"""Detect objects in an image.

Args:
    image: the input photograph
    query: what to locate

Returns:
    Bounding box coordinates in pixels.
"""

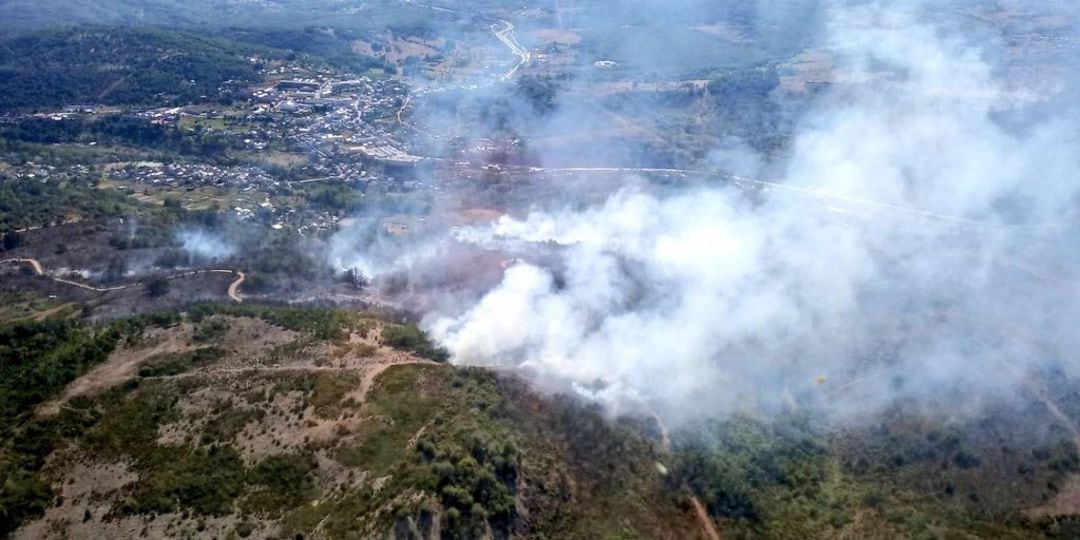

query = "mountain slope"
[1,309,706,539]
[0,27,276,109]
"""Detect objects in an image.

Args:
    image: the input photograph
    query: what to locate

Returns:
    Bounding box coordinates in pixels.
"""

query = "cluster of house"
[0,162,92,182]
[251,76,405,119]
[111,162,276,188]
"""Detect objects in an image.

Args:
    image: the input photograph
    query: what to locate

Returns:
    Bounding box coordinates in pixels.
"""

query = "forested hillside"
[0,28,273,109]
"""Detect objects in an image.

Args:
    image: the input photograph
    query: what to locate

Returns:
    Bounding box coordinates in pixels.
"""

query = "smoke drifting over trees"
[177,230,237,264]
[331,1,1080,425]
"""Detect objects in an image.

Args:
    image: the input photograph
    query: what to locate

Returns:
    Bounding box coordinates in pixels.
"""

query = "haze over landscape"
[1,1,1079,539]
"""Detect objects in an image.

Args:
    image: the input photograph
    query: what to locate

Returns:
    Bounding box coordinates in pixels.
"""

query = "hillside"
[5,306,1080,539]
[0,27,274,109]
[0,0,460,36]
[0,307,707,539]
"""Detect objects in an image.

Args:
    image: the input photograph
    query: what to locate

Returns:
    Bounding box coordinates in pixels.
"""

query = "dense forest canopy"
[0,28,273,109]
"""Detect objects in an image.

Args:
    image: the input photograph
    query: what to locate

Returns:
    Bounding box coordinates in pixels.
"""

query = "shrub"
[145,276,170,297]
[137,347,225,377]
[192,319,230,343]
[381,324,449,362]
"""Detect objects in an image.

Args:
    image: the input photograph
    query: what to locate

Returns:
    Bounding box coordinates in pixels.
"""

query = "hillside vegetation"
[0,308,704,539]
[0,28,273,109]
[4,306,1080,539]
[0,0,460,37]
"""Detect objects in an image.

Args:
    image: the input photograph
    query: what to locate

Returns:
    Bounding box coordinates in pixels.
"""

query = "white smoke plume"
[177,230,237,263]
[423,3,1080,423]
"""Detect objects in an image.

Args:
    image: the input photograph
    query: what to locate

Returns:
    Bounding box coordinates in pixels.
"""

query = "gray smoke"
[323,1,1080,424]
[417,2,1080,423]
[177,230,237,263]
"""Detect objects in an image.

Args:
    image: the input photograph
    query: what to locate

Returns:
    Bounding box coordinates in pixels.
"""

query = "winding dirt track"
[647,410,721,539]
[689,496,723,540]
[1034,385,1080,456]
[992,347,1080,456]
[1,258,245,302]
[226,271,245,303]
[2,257,43,274]
[492,19,531,81]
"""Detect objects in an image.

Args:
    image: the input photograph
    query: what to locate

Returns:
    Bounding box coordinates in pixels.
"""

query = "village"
[0,61,442,237]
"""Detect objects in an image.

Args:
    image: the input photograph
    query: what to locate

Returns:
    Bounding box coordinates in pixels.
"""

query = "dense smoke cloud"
[416,2,1080,423]
[316,1,1080,424]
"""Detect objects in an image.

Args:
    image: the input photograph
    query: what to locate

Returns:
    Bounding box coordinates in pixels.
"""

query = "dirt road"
[1035,385,1080,455]
[1,258,43,274]
[689,496,722,540]
[2,258,245,301]
[970,333,1080,456]
[644,408,719,539]
[3,257,131,292]
[493,19,531,81]
[226,271,245,303]
[37,332,191,416]
[152,354,436,397]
